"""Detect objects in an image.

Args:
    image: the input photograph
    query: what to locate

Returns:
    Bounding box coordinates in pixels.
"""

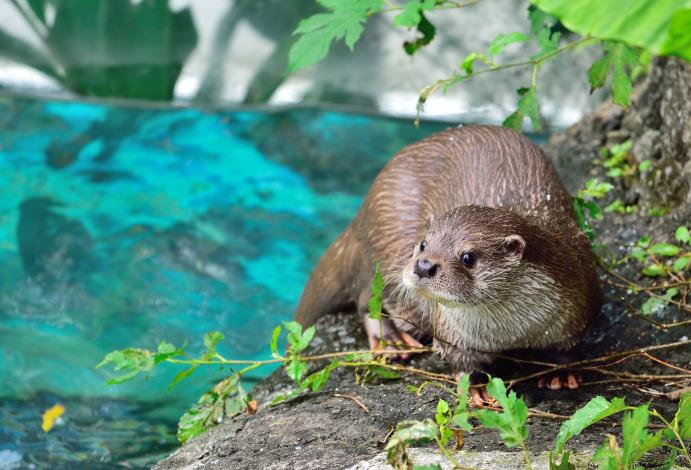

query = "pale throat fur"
[402,262,580,354]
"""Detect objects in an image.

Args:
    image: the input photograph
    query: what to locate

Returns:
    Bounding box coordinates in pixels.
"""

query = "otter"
[295,125,601,401]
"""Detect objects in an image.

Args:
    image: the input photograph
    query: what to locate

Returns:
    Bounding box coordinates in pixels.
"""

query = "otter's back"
[355,126,574,266]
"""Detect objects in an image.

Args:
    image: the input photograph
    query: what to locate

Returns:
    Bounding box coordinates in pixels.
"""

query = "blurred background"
[0,0,605,124]
[0,1,607,469]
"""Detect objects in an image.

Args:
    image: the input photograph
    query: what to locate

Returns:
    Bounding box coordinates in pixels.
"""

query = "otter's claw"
[471,386,498,408]
[538,372,580,390]
[364,317,422,360]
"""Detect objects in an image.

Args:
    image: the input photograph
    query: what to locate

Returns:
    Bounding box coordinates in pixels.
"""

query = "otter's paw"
[537,371,580,390]
[458,372,498,408]
[364,317,422,360]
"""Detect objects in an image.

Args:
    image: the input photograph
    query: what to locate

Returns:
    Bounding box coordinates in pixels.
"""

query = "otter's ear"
[424,213,435,230]
[502,235,525,260]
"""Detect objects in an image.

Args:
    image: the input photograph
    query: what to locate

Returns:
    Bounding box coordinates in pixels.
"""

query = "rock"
[156,58,691,470]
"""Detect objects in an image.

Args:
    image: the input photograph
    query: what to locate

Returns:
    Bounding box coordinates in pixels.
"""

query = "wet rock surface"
[155,58,691,470]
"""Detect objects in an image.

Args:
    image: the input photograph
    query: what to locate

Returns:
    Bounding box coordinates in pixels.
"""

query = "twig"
[333,393,369,413]
[665,385,691,401]
[642,352,691,375]
[603,267,691,313]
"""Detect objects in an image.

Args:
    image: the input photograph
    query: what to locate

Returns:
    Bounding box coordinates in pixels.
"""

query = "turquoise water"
[0,94,450,468]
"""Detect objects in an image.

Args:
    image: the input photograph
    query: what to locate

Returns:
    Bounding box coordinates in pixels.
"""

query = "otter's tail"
[295,229,358,327]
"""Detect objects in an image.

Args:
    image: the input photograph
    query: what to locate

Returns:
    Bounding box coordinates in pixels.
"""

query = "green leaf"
[298,326,316,351]
[460,52,488,74]
[436,399,450,424]
[368,262,384,320]
[584,200,602,220]
[154,341,182,365]
[676,392,691,439]
[638,160,652,172]
[393,0,436,27]
[587,41,640,106]
[488,32,530,57]
[673,255,690,273]
[661,8,691,60]
[637,236,653,247]
[604,199,626,214]
[283,321,314,352]
[285,357,309,383]
[641,297,665,315]
[474,378,528,448]
[503,86,541,132]
[288,0,384,72]
[412,465,443,470]
[642,264,665,277]
[456,373,470,398]
[649,243,680,257]
[675,226,691,244]
[403,12,436,56]
[270,325,282,358]
[96,348,156,384]
[202,331,223,359]
[572,198,595,241]
[303,365,333,392]
[648,207,668,217]
[531,0,691,62]
[592,436,620,470]
[580,179,614,199]
[621,405,661,466]
[169,366,197,390]
[435,398,453,446]
[451,374,472,432]
[554,396,628,455]
[177,375,246,443]
[528,5,561,58]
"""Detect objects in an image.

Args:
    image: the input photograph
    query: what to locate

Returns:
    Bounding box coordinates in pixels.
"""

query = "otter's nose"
[414,258,438,278]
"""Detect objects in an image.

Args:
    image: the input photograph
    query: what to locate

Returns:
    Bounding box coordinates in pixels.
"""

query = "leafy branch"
[283,0,691,131]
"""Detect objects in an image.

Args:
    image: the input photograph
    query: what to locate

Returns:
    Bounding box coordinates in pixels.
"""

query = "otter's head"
[401,206,531,307]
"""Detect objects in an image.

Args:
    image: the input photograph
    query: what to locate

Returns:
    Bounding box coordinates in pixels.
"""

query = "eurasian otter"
[295,125,601,401]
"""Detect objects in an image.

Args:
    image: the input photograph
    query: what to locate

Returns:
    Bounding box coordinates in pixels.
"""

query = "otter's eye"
[460,252,476,268]
[419,240,427,252]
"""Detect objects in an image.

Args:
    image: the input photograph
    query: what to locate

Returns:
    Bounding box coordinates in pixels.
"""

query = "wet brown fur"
[295,125,601,373]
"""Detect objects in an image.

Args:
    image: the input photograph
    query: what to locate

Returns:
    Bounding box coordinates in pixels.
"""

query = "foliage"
[98,321,691,468]
[177,374,254,443]
[474,378,529,449]
[3,0,197,99]
[553,396,629,455]
[622,229,690,315]
[588,42,641,107]
[572,179,613,240]
[287,0,384,73]
[591,405,662,470]
[368,262,384,321]
[532,0,691,62]
[287,0,690,131]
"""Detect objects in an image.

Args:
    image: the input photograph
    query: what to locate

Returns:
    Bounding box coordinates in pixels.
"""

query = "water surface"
[0,94,450,468]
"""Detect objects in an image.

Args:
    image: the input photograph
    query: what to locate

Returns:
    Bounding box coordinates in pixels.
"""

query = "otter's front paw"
[458,371,498,407]
[364,316,422,360]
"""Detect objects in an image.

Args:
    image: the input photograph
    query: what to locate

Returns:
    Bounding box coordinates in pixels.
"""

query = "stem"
[166,347,432,367]
[651,410,691,466]
[464,36,595,79]
[377,0,481,14]
[415,36,596,121]
[521,441,533,470]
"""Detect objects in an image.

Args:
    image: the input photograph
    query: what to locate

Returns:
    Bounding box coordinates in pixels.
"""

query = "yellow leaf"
[41,404,65,432]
